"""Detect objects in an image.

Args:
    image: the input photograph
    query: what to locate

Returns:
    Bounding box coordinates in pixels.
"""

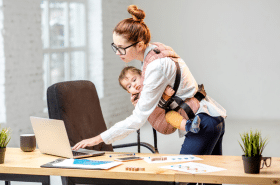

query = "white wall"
[105,0,280,156]
[134,0,280,120]
[0,0,5,124]
[100,0,139,127]
[88,0,104,98]
[2,0,45,147]
[0,0,137,148]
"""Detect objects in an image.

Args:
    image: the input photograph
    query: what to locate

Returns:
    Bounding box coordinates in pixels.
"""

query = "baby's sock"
[165,111,184,129]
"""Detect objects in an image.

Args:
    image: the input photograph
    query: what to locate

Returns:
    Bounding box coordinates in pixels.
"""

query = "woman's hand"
[72,135,103,151]
[130,94,139,107]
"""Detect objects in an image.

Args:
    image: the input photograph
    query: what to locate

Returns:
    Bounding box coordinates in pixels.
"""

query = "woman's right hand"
[131,94,139,107]
[72,135,103,151]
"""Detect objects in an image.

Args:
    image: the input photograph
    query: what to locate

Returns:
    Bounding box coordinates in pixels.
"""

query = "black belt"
[172,87,206,120]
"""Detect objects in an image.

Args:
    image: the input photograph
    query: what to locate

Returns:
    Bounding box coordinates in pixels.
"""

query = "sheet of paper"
[53,159,122,169]
[143,155,202,163]
[160,162,226,174]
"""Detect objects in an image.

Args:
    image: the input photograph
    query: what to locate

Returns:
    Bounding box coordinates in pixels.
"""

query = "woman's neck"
[137,43,150,62]
[137,50,145,62]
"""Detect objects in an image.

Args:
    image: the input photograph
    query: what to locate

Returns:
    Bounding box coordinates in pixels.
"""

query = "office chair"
[47,80,158,153]
[47,80,158,185]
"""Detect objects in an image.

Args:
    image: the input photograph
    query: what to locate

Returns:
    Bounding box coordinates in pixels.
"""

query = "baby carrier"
[141,43,206,134]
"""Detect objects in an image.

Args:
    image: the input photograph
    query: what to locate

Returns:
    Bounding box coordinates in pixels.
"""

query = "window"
[41,0,88,97]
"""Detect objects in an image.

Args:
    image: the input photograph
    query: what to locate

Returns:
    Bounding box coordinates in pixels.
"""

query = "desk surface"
[1,148,177,182]
[175,155,280,185]
[1,148,280,184]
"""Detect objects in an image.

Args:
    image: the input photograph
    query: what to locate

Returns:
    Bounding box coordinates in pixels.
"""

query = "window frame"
[41,0,88,97]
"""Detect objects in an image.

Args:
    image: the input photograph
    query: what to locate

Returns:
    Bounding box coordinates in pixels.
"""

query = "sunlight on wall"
[88,0,103,98]
[0,1,6,124]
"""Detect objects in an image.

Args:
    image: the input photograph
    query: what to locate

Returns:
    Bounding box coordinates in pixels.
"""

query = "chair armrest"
[112,142,158,154]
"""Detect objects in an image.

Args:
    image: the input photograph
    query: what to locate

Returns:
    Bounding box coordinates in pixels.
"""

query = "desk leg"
[61,177,74,185]
[0,174,50,185]
[175,183,203,185]
[62,176,175,185]
[42,178,51,185]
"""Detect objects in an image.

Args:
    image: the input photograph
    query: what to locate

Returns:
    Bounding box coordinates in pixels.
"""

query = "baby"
[118,66,201,133]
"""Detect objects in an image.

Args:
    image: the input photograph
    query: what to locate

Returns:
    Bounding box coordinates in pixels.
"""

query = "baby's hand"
[130,94,139,107]
[164,86,175,96]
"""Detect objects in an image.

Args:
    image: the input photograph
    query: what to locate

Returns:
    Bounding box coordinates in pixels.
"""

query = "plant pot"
[0,147,6,164]
[242,155,262,174]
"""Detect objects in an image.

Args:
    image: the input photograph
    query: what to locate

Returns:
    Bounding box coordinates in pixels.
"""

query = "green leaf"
[238,129,269,157]
[0,125,12,148]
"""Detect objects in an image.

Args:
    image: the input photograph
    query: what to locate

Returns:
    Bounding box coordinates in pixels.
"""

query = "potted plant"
[0,125,11,164]
[238,129,268,174]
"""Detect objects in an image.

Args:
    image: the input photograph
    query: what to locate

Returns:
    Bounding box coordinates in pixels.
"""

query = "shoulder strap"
[170,59,196,120]
[140,42,180,88]
[172,61,181,97]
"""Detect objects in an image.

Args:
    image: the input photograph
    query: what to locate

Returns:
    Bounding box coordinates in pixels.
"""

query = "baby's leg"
[165,111,186,131]
[165,111,201,133]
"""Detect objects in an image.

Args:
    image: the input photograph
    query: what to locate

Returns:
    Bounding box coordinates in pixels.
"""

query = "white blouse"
[100,44,227,144]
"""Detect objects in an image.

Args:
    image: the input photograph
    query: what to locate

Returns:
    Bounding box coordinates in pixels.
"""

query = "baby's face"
[121,71,141,95]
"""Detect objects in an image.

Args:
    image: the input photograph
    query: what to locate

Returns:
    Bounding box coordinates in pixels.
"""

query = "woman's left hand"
[72,135,103,151]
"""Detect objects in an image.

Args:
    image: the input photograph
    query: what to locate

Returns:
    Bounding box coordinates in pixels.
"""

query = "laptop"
[30,116,105,159]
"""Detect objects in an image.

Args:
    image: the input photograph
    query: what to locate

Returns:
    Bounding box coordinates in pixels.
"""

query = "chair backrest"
[47,80,113,152]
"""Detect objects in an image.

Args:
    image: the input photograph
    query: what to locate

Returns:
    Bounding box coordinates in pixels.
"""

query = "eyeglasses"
[111,42,139,55]
[260,157,271,169]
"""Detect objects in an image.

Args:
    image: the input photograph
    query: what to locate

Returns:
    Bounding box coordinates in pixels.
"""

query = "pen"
[109,153,135,157]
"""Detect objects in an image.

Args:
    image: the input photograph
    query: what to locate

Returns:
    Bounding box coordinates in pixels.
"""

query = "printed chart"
[160,162,226,174]
[143,155,202,163]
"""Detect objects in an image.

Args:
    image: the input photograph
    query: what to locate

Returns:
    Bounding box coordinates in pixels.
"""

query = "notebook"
[40,158,122,170]
[30,116,105,159]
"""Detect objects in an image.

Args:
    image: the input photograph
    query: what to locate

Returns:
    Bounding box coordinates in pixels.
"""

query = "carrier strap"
[172,61,181,97]
[173,96,196,120]
[151,47,204,120]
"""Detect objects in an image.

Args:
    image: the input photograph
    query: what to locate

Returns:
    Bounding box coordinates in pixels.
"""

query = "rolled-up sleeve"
[101,58,175,144]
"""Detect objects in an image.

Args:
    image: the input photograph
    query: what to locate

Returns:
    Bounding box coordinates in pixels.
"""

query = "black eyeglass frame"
[111,42,140,55]
[260,157,272,169]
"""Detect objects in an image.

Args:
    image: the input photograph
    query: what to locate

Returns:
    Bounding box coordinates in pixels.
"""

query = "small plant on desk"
[238,129,268,174]
[0,124,11,164]
[239,129,268,157]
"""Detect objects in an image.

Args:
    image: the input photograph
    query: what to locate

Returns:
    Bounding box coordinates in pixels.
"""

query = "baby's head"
[119,66,142,95]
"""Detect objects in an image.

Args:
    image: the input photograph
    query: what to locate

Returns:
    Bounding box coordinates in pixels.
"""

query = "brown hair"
[118,66,142,91]
[113,5,151,46]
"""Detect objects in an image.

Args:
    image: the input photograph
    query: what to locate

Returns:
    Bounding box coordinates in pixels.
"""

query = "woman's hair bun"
[127,5,145,22]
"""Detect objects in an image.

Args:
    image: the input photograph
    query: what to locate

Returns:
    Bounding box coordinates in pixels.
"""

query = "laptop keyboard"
[72,151,88,156]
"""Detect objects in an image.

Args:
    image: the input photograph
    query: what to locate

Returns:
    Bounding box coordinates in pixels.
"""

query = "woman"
[73,5,226,157]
